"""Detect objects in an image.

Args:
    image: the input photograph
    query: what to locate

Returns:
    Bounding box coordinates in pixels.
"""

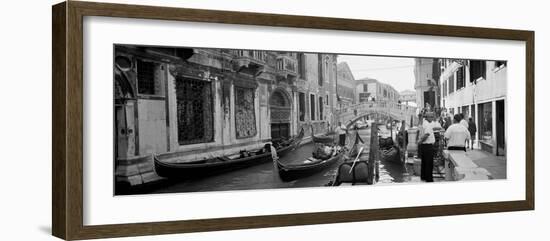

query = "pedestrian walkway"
[403,148,506,183]
[465,149,507,179]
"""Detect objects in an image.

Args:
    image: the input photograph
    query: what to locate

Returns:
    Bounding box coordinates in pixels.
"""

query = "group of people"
[417,109,478,182]
[333,104,480,182]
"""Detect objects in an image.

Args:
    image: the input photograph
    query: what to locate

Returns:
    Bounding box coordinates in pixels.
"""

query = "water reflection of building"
[414,58,441,109]
[355,77,400,103]
[114,46,337,187]
[336,62,356,108]
[439,59,507,155]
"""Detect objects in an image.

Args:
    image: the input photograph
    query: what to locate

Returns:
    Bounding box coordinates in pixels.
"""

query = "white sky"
[337,55,416,92]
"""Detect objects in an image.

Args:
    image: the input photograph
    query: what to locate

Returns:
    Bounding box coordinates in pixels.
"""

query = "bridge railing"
[336,100,418,124]
[336,101,417,115]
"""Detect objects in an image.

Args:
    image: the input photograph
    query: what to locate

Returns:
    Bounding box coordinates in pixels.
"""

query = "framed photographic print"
[52,1,534,240]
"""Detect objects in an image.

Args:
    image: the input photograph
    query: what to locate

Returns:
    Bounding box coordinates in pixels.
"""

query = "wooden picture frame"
[52,1,534,240]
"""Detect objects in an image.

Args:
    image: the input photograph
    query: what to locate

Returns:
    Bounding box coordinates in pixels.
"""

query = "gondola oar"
[349,146,364,173]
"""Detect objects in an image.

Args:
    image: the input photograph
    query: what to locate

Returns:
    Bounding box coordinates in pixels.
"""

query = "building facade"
[355,77,400,104]
[114,46,337,186]
[439,59,507,155]
[336,62,356,108]
[295,53,339,133]
[414,58,441,110]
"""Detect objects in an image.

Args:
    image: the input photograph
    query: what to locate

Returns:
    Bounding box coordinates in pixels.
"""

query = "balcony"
[235,50,267,62]
[232,50,267,76]
[276,55,298,82]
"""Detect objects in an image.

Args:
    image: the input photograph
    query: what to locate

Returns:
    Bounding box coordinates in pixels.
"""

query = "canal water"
[376,124,415,183]
[149,126,413,194]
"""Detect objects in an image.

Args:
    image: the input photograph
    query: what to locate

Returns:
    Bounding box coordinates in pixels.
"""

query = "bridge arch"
[345,110,402,129]
[338,102,418,129]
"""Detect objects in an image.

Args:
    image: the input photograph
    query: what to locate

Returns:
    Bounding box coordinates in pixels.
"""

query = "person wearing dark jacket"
[467,117,477,149]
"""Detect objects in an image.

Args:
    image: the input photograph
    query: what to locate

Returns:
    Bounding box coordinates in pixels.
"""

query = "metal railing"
[234,50,268,63]
[276,55,298,74]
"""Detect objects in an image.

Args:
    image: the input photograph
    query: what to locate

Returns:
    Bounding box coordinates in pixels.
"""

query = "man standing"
[335,122,347,146]
[444,115,471,151]
[418,112,436,182]
[467,117,477,149]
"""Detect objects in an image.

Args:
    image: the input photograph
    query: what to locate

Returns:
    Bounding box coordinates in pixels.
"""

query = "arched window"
[269,90,287,107]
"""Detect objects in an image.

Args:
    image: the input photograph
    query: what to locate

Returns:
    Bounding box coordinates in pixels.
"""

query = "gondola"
[331,132,370,186]
[276,150,344,182]
[378,136,402,164]
[343,131,364,161]
[380,146,401,164]
[273,128,305,158]
[310,125,335,144]
[154,129,305,179]
[154,148,273,179]
[276,128,343,181]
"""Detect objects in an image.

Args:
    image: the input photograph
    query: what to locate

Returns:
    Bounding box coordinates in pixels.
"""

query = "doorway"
[271,123,290,140]
[423,90,435,109]
[270,89,292,140]
[115,102,136,158]
[496,100,506,156]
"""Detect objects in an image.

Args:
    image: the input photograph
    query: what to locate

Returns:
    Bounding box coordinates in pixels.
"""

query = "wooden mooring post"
[367,123,379,184]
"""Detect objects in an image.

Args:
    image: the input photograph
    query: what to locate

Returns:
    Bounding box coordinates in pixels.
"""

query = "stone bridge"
[336,101,418,127]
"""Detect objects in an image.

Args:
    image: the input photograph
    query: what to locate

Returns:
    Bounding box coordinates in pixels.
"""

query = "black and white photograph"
[114,45,507,195]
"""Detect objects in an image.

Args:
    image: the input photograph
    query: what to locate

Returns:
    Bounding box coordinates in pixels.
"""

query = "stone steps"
[115,154,165,188]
